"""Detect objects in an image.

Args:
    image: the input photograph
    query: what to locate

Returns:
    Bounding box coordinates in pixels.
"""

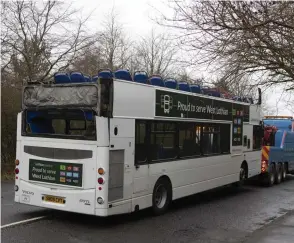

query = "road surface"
[2,176,294,243]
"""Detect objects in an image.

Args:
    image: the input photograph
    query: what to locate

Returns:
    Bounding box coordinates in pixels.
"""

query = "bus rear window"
[23,109,96,140]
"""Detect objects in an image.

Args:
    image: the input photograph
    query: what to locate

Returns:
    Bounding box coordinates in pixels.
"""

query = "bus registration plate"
[44,195,65,204]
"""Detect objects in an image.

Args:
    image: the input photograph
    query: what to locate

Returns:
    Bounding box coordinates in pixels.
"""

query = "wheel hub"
[240,168,246,180]
[270,173,275,183]
[154,184,167,209]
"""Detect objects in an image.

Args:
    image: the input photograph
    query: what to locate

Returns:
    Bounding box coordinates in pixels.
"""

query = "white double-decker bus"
[14,72,263,216]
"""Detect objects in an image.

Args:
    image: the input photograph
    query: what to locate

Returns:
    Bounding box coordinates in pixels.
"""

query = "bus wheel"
[152,177,172,215]
[281,163,287,181]
[234,164,247,187]
[275,163,282,184]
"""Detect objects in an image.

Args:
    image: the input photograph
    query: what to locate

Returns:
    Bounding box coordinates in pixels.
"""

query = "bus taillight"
[261,160,268,173]
[15,159,20,166]
[15,168,19,174]
[98,177,104,184]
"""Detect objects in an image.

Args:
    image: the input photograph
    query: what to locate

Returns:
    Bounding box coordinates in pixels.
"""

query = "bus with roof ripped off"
[15,69,263,216]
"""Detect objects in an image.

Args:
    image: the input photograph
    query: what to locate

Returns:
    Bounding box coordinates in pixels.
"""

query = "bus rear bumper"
[15,180,97,215]
[96,199,132,216]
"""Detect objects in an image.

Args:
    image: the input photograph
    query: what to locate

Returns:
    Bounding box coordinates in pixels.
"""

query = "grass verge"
[1,172,15,181]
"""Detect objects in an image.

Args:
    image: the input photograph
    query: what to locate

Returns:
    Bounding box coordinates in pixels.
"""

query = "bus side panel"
[95,146,109,211]
[107,118,134,212]
[244,150,262,177]
[243,124,252,151]
[243,123,261,178]
[15,113,23,202]
[148,155,240,201]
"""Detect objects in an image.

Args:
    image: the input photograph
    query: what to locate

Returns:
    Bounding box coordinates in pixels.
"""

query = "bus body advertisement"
[14,74,263,216]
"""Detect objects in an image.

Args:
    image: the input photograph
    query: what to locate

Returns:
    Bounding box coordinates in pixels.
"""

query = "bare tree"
[70,46,106,76]
[99,7,132,71]
[1,1,94,84]
[135,29,178,77]
[159,1,294,91]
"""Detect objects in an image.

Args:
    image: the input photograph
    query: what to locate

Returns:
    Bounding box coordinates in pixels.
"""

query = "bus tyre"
[234,165,247,187]
[281,163,287,181]
[152,178,172,216]
[275,163,282,184]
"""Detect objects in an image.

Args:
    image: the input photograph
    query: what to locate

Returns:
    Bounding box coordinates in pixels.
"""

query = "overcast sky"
[72,0,293,116]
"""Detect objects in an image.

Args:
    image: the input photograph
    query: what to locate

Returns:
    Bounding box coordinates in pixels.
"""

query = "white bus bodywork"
[15,79,262,216]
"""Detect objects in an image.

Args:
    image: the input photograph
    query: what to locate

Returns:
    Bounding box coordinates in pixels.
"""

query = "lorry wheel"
[275,163,282,184]
[266,164,275,187]
[281,163,287,181]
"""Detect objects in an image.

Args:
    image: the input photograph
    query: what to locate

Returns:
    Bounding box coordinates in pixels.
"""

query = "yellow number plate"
[44,195,65,204]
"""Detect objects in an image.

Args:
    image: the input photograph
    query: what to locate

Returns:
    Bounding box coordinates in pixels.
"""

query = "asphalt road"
[2,176,294,243]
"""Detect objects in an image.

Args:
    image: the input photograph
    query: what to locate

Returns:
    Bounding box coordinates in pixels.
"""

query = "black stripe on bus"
[24,146,93,160]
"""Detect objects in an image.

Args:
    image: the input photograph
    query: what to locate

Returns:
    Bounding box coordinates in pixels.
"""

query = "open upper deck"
[22,70,262,124]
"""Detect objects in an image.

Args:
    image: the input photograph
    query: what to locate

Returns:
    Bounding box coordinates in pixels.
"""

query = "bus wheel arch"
[151,175,172,216]
[234,161,248,187]
[241,161,248,180]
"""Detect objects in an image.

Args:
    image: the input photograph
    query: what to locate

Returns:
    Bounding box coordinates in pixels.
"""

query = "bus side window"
[243,135,247,146]
[179,122,200,158]
[253,125,262,150]
[202,125,221,155]
[247,139,251,149]
[150,122,177,161]
[220,124,230,153]
[135,121,147,164]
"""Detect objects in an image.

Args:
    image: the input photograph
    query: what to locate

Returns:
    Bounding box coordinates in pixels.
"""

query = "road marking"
[1,216,46,229]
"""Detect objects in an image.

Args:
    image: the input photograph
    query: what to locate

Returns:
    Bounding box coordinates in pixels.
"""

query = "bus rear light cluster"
[97,177,104,185]
[98,168,105,175]
[15,159,20,176]
[14,185,19,191]
[15,168,19,174]
[261,160,268,173]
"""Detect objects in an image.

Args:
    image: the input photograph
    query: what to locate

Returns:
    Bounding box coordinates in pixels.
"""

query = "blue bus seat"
[178,82,191,92]
[114,69,132,81]
[201,87,210,95]
[190,84,201,93]
[27,111,54,134]
[134,71,148,84]
[54,72,71,84]
[233,96,242,102]
[70,72,85,83]
[164,78,177,89]
[98,69,113,79]
[92,75,99,83]
[84,75,92,82]
[149,75,164,87]
[209,89,221,97]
